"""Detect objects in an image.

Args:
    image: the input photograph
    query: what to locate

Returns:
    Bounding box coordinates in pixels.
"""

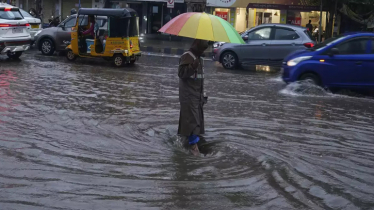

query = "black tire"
[113,54,125,67]
[299,73,321,86]
[40,38,55,56]
[66,49,77,61]
[221,51,238,69]
[7,51,22,59]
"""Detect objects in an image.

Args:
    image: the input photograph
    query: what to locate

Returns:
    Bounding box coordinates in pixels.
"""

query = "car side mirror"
[243,35,248,41]
[329,48,339,56]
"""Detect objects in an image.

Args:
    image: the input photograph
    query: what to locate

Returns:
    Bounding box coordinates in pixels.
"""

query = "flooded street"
[1,51,374,210]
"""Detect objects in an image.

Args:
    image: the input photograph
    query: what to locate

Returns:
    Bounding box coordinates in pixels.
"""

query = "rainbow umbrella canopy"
[158,12,245,44]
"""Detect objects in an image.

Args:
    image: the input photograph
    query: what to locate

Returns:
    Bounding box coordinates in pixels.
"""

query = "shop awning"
[246,3,323,11]
[207,0,321,9]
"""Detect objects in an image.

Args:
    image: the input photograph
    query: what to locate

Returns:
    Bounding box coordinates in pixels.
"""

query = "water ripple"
[0,54,374,209]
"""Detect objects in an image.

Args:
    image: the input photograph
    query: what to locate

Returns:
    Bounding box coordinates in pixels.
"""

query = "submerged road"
[1,51,374,210]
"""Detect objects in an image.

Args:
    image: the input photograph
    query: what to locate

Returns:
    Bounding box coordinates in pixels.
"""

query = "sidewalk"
[139,34,213,57]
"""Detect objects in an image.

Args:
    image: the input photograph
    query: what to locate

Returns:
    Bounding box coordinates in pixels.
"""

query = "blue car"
[282,32,374,90]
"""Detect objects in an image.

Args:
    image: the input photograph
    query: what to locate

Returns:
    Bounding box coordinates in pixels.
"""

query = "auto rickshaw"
[66,8,141,67]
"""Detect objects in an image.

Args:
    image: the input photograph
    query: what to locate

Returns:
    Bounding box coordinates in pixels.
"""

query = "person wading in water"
[178,39,209,156]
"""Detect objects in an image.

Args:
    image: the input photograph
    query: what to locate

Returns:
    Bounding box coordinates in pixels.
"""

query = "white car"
[1,3,40,44]
[19,8,41,44]
[0,4,31,59]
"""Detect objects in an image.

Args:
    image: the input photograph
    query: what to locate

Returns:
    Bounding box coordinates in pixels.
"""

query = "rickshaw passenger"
[82,15,96,39]
[80,15,99,53]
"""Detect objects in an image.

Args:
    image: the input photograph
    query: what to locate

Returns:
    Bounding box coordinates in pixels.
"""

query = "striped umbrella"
[158,12,245,44]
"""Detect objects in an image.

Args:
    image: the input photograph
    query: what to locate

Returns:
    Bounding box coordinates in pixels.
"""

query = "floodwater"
[1,52,374,210]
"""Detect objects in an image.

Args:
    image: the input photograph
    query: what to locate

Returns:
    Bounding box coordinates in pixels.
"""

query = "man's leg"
[188,134,200,156]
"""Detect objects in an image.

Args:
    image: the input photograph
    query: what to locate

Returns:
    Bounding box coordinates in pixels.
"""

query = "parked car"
[34,15,107,56]
[1,4,40,45]
[282,32,374,90]
[212,24,316,69]
[0,4,31,59]
[18,8,41,45]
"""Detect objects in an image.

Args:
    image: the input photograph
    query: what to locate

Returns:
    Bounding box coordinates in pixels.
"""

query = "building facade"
[206,0,327,33]
[5,0,99,23]
[106,0,187,35]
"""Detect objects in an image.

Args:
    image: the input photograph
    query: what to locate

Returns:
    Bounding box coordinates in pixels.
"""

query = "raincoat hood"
[190,39,209,57]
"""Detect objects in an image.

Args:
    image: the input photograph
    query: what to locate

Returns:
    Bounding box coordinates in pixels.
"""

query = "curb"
[140,46,213,57]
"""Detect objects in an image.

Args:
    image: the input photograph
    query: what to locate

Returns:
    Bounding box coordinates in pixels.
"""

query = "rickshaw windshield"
[109,16,139,37]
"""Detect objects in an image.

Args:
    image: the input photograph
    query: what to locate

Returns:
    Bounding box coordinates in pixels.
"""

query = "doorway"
[149,3,163,33]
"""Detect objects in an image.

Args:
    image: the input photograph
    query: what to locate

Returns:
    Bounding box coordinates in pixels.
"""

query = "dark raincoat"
[178,39,208,137]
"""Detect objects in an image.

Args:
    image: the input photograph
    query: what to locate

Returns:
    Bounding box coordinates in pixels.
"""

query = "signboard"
[207,0,320,9]
[248,3,320,11]
[215,11,228,21]
[287,17,301,25]
[167,0,175,8]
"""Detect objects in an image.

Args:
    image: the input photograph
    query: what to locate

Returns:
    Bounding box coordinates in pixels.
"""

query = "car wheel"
[40,38,55,56]
[299,73,321,86]
[113,54,125,67]
[221,52,238,69]
[7,51,22,59]
[66,49,77,61]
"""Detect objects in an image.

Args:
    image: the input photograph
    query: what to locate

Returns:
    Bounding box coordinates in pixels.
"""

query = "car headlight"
[213,42,225,48]
[287,56,312,67]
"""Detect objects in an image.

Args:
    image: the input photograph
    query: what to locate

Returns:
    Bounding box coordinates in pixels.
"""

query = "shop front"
[207,0,326,33]
[108,0,186,34]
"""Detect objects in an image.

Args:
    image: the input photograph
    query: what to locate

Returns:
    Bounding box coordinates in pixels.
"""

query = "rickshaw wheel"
[66,50,77,61]
[113,54,125,67]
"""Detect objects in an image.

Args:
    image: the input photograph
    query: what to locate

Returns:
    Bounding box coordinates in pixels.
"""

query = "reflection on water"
[0,54,374,209]
[0,70,18,121]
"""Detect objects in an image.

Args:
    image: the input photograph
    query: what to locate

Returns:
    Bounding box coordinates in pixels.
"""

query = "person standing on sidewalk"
[178,39,209,156]
[306,20,313,32]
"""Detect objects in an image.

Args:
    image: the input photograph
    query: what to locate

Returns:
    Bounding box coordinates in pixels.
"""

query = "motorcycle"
[42,16,61,28]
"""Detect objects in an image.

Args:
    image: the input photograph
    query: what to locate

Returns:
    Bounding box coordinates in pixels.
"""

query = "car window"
[247,27,271,41]
[97,19,107,27]
[0,10,23,20]
[313,35,350,51]
[64,17,76,28]
[274,28,299,40]
[20,9,33,18]
[78,17,107,26]
[79,17,88,26]
[334,38,369,55]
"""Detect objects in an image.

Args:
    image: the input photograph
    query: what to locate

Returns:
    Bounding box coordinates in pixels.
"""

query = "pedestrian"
[306,20,313,32]
[70,8,77,16]
[178,39,209,156]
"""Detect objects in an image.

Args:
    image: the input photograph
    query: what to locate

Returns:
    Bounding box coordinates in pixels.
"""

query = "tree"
[309,0,374,39]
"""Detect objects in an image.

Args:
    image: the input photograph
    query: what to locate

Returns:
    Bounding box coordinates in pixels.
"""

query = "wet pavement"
[1,51,374,210]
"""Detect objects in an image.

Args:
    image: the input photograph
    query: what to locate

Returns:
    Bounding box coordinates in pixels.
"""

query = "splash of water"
[269,75,283,82]
[280,80,334,97]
